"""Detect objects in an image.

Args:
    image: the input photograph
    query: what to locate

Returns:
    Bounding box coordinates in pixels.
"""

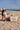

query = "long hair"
[2,10,6,16]
[2,10,4,16]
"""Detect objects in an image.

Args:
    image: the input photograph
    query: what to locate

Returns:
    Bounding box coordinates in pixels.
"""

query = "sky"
[0,0,20,9]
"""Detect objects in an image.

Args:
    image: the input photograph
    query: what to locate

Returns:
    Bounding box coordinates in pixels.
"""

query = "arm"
[4,14,6,18]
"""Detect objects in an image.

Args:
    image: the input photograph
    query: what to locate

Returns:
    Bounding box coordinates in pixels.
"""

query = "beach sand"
[0,21,20,30]
[6,11,20,16]
[0,11,20,20]
[0,11,20,30]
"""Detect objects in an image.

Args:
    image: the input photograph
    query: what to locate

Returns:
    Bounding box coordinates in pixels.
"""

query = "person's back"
[3,10,8,18]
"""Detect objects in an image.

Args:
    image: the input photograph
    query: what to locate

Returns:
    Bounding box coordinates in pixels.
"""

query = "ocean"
[6,9,20,11]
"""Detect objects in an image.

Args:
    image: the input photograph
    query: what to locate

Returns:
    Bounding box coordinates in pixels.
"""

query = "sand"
[0,11,20,30]
[0,21,20,30]
[6,11,20,16]
[0,11,20,20]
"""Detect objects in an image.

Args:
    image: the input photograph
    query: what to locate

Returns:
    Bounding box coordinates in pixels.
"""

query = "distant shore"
[6,9,20,11]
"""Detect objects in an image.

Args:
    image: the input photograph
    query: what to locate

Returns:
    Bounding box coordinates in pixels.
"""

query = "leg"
[6,17,10,21]
[5,17,10,21]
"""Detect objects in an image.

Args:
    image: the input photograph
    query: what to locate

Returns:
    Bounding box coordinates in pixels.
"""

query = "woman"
[3,10,10,21]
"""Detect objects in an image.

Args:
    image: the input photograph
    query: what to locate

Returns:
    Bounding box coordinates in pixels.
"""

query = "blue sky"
[0,0,20,9]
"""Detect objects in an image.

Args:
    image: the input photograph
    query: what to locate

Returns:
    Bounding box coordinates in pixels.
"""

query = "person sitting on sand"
[3,10,10,21]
